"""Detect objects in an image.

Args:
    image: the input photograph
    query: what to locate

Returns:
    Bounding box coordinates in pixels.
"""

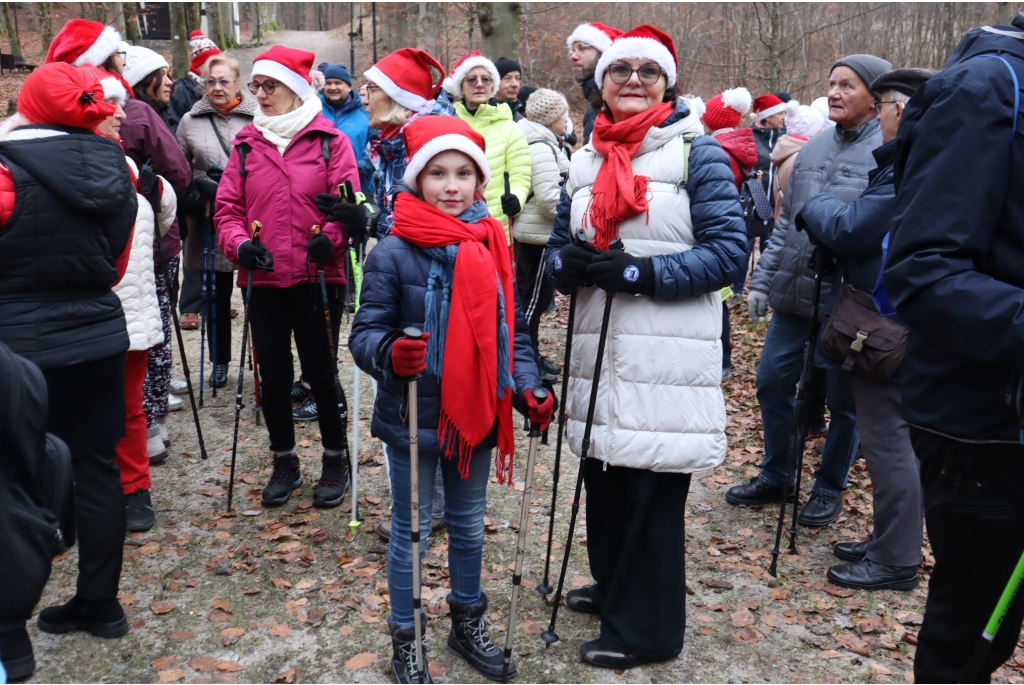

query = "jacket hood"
[0,126,135,214]
[456,100,512,125]
[190,91,258,118]
[715,128,759,169]
[320,90,363,116]
[771,134,807,165]
[518,117,558,144]
[946,23,1024,67]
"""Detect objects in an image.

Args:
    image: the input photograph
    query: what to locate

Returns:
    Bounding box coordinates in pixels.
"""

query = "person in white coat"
[515,88,571,381]
[543,25,746,669]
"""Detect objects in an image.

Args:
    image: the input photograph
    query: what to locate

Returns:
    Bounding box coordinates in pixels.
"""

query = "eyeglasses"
[874,100,901,115]
[365,83,381,94]
[607,63,665,86]
[115,51,126,63]
[248,79,279,95]
[205,78,235,90]
[465,75,492,87]
[570,42,593,55]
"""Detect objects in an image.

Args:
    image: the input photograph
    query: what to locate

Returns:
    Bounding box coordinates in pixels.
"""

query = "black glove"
[564,132,578,147]
[306,232,333,264]
[237,240,274,271]
[331,202,369,244]
[552,242,596,289]
[315,192,342,216]
[501,193,522,217]
[206,164,224,184]
[197,179,219,199]
[586,250,654,295]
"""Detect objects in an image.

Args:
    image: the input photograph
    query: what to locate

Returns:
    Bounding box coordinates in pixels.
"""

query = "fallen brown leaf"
[158,668,185,683]
[189,657,218,673]
[207,608,234,623]
[216,660,244,672]
[731,609,755,628]
[273,666,297,683]
[818,650,844,660]
[137,541,160,555]
[339,624,354,636]
[770,588,790,601]
[150,601,174,615]
[734,628,764,643]
[151,657,179,670]
[171,630,194,641]
[521,620,544,635]
[212,598,232,611]
[428,662,445,677]
[345,653,377,670]
[269,624,291,637]
[272,577,293,589]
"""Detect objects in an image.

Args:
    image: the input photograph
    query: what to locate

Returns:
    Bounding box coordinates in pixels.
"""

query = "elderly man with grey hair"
[726,54,891,529]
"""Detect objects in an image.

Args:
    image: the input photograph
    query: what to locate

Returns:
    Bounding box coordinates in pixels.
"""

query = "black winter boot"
[389,617,432,684]
[0,625,35,681]
[261,454,303,506]
[447,593,514,680]
[37,596,128,638]
[313,453,351,508]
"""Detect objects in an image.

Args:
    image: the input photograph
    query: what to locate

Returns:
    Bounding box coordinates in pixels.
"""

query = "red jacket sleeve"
[0,163,15,225]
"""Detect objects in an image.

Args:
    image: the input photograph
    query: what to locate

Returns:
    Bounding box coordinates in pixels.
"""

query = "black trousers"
[583,458,691,658]
[514,241,555,356]
[43,353,126,601]
[912,428,1024,683]
[202,271,234,366]
[179,268,202,314]
[247,284,347,453]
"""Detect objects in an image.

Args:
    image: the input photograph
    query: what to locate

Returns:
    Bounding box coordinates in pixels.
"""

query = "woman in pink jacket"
[215,46,359,508]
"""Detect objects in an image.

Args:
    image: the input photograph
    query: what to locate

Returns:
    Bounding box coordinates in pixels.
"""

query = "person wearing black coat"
[883,18,1024,683]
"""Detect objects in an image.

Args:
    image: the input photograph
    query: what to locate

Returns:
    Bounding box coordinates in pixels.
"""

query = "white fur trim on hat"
[252,59,314,101]
[594,36,677,89]
[364,64,429,112]
[721,87,752,115]
[403,133,491,191]
[566,24,614,53]
[756,101,785,119]
[73,25,120,67]
[98,75,127,106]
[442,55,500,98]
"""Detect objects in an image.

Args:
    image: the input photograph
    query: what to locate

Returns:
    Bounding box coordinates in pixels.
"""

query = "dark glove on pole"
[552,242,596,290]
[586,250,654,295]
[237,240,274,272]
[306,232,333,264]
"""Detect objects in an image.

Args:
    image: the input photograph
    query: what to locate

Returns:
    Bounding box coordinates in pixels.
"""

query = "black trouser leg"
[911,429,1024,684]
[514,241,554,355]
[205,271,234,365]
[179,268,202,314]
[722,305,732,369]
[295,283,347,451]
[583,458,691,658]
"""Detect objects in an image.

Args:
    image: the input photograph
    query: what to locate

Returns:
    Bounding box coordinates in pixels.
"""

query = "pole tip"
[348,520,360,533]
[541,630,559,645]
[536,583,553,597]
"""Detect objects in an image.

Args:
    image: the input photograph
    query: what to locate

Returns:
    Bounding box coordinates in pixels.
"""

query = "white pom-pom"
[721,87,752,116]
[442,76,457,95]
[310,69,325,91]
[785,99,801,117]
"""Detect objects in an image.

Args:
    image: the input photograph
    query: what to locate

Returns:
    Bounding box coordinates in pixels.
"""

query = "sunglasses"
[607,63,665,86]
[248,79,279,95]
[205,78,235,90]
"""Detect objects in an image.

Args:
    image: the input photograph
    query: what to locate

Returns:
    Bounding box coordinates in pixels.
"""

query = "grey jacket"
[749,117,881,317]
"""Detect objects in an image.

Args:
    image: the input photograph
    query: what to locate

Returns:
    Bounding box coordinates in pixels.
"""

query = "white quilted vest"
[564,108,727,473]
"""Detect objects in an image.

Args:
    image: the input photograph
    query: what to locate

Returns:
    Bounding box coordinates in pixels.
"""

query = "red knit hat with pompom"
[702,87,752,130]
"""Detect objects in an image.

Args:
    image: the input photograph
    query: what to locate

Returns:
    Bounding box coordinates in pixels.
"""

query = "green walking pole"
[961,549,1024,682]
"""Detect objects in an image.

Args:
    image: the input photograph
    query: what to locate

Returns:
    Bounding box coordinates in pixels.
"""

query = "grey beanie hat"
[831,54,893,96]
[525,88,569,127]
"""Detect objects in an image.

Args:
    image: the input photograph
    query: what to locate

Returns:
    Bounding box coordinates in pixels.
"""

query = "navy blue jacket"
[348,227,540,453]
[884,24,1024,442]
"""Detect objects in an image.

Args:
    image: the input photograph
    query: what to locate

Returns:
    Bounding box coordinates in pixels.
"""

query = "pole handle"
[403,326,424,341]
[250,220,262,245]
[503,170,511,197]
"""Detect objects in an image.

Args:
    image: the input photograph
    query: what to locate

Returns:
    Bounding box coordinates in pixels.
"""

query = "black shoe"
[448,593,513,680]
[565,584,601,615]
[537,355,561,382]
[725,477,794,506]
[833,537,871,563]
[290,380,312,402]
[37,597,128,638]
[390,617,432,684]
[579,639,669,669]
[313,454,351,508]
[125,489,156,532]
[209,364,228,388]
[261,454,303,506]
[827,559,920,591]
[0,627,35,681]
[293,395,318,422]
[797,491,843,527]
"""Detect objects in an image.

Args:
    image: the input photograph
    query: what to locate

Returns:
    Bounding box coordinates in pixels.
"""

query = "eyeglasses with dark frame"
[874,100,901,115]
[248,79,279,95]
[607,62,665,86]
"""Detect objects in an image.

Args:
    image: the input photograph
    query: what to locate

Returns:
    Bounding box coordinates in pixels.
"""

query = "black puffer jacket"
[0,125,137,369]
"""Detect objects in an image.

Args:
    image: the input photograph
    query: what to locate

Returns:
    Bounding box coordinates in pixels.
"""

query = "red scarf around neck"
[586,101,675,249]
[390,193,517,484]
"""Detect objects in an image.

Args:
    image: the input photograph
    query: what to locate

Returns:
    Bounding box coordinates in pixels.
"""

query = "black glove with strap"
[586,250,654,296]
[316,192,368,244]
[552,242,596,290]
[237,240,274,272]
[501,193,522,217]
[306,233,332,264]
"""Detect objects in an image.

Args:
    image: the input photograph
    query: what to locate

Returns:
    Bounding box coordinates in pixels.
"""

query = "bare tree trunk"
[170,1,190,79]
[999,2,1013,25]
[122,2,141,42]
[2,3,22,55]
[185,2,200,36]
[36,2,54,55]
[477,2,519,62]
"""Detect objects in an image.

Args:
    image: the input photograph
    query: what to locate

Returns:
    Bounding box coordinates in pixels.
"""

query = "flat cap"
[870,68,939,98]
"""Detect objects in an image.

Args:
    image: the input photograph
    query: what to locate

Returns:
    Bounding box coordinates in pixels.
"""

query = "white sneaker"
[157,417,170,447]
[169,378,189,394]
[147,425,168,464]
[168,393,184,412]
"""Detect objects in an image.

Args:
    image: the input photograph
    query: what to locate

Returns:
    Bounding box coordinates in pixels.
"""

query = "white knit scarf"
[253,88,322,155]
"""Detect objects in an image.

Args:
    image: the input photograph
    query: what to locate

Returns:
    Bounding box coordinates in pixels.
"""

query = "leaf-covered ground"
[26,290,1024,684]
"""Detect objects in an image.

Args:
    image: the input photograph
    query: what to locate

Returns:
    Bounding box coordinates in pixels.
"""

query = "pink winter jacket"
[215,114,359,288]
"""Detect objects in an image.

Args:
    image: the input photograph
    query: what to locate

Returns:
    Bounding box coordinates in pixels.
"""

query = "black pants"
[203,271,234,366]
[43,353,126,601]
[179,268,202,314]
[248,284,346,453]
[912,428,1024,683]
[583,458,691,658]
[722,305,731,369]
[514,241,555,356]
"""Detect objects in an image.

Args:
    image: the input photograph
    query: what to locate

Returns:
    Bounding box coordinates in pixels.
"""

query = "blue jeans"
[755,311,859,496]
[386,444,490,628]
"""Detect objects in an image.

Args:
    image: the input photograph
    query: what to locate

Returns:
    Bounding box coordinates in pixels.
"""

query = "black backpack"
[738,171,774,239]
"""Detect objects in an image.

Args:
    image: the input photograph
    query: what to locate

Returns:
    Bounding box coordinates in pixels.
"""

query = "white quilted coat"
[113,157,176,351]
[565,108,727,473]
[513,118,570,245]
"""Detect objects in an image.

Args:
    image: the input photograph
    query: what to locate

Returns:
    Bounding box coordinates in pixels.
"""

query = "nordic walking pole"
[348,236,365,535]
[310,225,344,422]
[208,203,218,399]
[538,229,587,600]
[404,326,427,684]
[198,219,209,407]
[227,221,265,511]
[542,237,623,647]
[768,246,826,577]
[504,383,549,679]
[961,549,1024,683]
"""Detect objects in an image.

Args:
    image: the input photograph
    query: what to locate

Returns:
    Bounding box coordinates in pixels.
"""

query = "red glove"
[524,389,555,432]
[391,332,431,377]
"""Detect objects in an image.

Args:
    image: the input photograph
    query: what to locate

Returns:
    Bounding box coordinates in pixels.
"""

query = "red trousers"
[116,349,151,494]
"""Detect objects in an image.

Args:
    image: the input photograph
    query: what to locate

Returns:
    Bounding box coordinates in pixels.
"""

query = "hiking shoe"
[209,364,228,388]
[125,489,156,532]
[313,453,351,508]
[827,559,920,591]
[262,454,303,506]
[565,584,600,615]
[537,355,561,382]
[169,378,189,394]
[147,426,167,464]
[37,597,128,639]
[290,380,311,402]
[0,626,35,681]
[798,491,843,527]
[390,617,432,684]
[179,312,199,330]
[448,593,513,680]
[377,520,391,541]
[168,393,184,412]
[725,477,793,506]
[580,639,668,669]
[293,395,318,422]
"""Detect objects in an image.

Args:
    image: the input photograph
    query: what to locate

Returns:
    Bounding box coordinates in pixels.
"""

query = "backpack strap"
[321,132,331,164]
[238,142,251,178]
[679,132,698,189]
[975,54,1020,144]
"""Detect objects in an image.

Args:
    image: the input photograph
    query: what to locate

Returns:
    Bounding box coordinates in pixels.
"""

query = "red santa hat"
[251,45,316,101]
[442,51,500,98]
[402,115,490,191]
[80,65,127,106]
[752,93,785,120]
[364,48,445,113]
[45,19,121,67]
[18,62,117,130]
[189,30,222,74]
[594,24,678,89]
[565,22,623,53]
[702,87,752,130]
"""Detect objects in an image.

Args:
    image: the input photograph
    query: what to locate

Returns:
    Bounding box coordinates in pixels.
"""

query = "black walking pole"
[208,204,218,399]
[310,224,344,412]
[541,237,623,647]
[371,2,377,64]
[198,213,209,406]
[768,246,826,577]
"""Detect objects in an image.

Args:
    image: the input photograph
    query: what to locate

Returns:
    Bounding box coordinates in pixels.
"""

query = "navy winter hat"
[319,62,352,85]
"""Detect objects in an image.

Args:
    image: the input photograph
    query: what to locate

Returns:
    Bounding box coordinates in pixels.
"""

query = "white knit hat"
[122,45,168,88]
[783,100,826,139]
[811,97,837,128]
[443,51,500,98]
[525,88,568,127]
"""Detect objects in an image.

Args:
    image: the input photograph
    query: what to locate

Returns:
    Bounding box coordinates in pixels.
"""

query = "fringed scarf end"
[438,410,474,481]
